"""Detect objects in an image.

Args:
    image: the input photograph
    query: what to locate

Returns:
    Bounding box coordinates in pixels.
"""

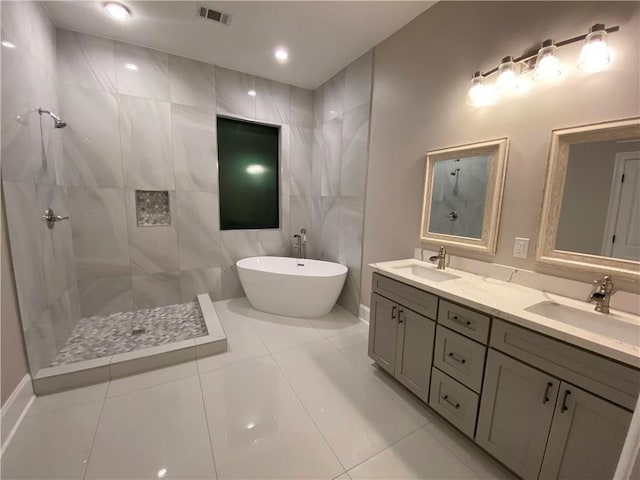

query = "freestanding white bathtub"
[237,256,347,318]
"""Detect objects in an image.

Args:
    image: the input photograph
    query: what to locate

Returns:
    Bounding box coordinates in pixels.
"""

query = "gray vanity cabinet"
[393,307,435,403]
[539,382,632,480]
[368,293,400,374]
[476,350,560,480]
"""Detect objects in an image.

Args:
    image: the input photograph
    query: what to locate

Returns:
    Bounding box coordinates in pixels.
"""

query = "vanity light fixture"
[1,40,16,49]
[247,89,257,97]
[104,2,131,20]
[578,24,611,72]
[533,39,562,81]
[467,71,495,107]
[124,63,138,71]
[467,23,618,106]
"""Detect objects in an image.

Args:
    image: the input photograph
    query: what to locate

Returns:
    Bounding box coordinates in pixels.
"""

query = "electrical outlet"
[513,237,529,258]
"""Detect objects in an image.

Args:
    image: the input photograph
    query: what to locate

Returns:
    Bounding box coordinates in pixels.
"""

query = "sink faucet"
[429,245,447,270]
[587,275,615,314]
[292,228,307,259]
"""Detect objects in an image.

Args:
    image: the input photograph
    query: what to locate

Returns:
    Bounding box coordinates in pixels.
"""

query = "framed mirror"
[536,118,640,280]
[420,138,509,255]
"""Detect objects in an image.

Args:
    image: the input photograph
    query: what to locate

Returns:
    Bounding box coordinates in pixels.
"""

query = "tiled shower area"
[49,302,207,366]
[1,0,372,383]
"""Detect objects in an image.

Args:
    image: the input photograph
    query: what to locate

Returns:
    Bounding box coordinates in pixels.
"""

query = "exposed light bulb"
[124,63,138,71]
[1,40,16,49]
[467,72,495,107]
[157,468,167,478]
[578,24,611,72]
[247,90,257,97]
[533,40,561,81]
[104,2,131,20]
[497,56,518,92]
[274,48,289,63]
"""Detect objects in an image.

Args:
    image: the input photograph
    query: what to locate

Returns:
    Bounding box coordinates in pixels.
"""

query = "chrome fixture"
[38,108,66,128]
[467,23,619,106]
[292,228,307,259]
[42,208,69,229]
[447,211,458,221]
[587,275,615,314]
[429,245,447,270]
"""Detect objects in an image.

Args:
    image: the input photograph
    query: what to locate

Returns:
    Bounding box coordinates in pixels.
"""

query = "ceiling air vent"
[198,6,230,25]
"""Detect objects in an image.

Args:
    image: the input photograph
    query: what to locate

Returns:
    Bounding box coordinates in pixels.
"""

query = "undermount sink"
[391,263,460,282]
[525,301,640,346]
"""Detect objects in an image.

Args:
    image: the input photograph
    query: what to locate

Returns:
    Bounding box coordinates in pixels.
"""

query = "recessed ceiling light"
[248,90,257,97]
[125,63,138,71]
[274,48,289,63]
[104,2,131,20]
[2,40,16,48]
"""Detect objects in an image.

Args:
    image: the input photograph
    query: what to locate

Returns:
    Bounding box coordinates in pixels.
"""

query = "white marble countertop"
[370,258,640,368]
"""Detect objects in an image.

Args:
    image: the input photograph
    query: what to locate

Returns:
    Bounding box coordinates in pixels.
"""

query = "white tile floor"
[1,297,516,480]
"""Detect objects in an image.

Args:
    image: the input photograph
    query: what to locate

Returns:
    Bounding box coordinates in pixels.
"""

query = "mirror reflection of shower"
[450,159,461,195]
[38,107,67,128]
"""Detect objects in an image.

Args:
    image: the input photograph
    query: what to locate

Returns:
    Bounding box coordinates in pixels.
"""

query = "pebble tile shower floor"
[49,302,208,366]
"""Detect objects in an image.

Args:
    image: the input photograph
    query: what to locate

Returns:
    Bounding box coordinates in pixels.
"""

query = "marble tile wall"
[55,30,315,317]
[1,1,81,373]
[311,51,373,315]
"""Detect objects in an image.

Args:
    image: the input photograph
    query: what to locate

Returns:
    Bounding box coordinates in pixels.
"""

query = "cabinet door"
[394,307,435,403]
[368,293,399,375]
[539,382,632,480]
[476,350,559,480]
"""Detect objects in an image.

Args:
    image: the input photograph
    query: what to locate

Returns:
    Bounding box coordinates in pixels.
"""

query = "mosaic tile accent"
[135,190,171,226]
[49,302,207,366]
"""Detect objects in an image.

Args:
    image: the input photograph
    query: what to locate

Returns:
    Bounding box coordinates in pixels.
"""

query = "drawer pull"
[449,314,473,328]
[542,382,553,405]
[560,390,572,413]
[398,309,404,324]
[391,306,397,320]
[447,352,467,364]
[442,394,460,409]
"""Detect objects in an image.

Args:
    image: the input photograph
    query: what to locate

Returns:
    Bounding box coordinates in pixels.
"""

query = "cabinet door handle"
[442,395,460,409]
[447,352,467,364]
[398,309,404,323]
[542,382,553,404]
[560,390,572,413]
[449,313,472,328]
[391,306,397,320]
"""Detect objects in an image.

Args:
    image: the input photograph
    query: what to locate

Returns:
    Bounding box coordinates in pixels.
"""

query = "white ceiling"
[43,1,435,89]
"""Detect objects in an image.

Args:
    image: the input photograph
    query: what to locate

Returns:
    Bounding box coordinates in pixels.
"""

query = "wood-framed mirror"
[535,118,640,280]
[420,138,509,255]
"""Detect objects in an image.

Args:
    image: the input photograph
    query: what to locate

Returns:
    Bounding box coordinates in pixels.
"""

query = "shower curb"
[32,294,227,395]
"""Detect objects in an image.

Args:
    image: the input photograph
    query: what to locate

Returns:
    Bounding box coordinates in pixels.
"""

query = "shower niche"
[135,190,171,226]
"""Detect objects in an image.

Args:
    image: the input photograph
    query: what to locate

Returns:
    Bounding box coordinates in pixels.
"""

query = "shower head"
[38,108,67,128]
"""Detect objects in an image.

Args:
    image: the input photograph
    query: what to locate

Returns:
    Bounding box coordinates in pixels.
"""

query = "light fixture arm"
[477,25,619,78]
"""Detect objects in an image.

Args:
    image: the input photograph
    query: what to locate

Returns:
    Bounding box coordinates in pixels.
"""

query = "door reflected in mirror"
[428,155,490,239]
[536,117,640,279]
[556,140,640,261]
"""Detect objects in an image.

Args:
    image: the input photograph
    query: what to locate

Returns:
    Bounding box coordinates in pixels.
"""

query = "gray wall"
[55,29,315,317]
[1,1,81,373]
[557,140,637,255]
[311,52,373,315]
[362,1,640,306]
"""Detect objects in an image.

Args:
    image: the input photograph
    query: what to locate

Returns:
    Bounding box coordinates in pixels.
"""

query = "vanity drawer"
[434,326,486,393]
[491,319,640,411]
[438,300,491,344]
[429,367,479,438]
[372,273,438,320]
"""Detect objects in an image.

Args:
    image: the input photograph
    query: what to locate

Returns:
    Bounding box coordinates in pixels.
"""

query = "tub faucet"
[429,245,447,270]
[587,275,615,314]
[292,228,307,259]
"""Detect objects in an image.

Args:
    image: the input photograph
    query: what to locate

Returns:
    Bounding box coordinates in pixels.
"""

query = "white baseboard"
[1,374,34,456]
[359,304,370,324]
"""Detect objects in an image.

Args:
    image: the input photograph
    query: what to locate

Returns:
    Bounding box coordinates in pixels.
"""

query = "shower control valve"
[42,208,69,229]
